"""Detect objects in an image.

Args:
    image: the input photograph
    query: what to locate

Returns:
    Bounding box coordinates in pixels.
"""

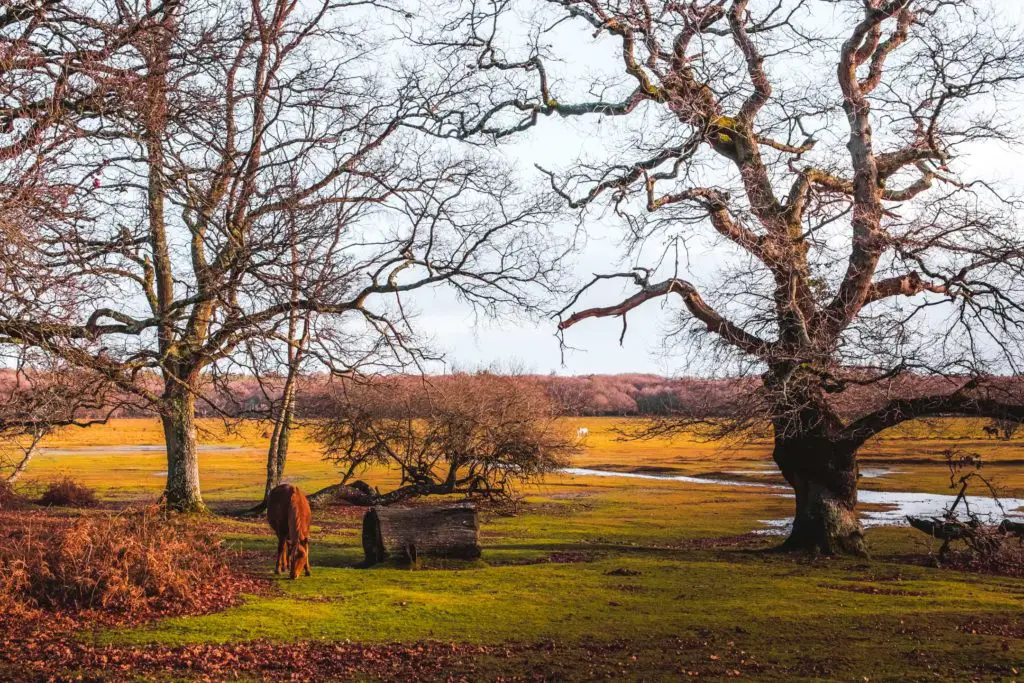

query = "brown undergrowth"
[0,479,27,511]
[37,477,99,508]
[0,508,266,631]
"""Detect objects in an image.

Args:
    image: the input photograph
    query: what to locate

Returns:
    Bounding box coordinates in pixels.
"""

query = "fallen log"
[999,519,1024,538]
[909,516,1024,541]
[307,480,376,508]
[907,516,975,541]
[361,504,481,566]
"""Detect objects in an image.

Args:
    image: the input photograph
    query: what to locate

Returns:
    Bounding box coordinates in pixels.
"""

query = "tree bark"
[773,433,866,556]
[307,480,376,508]
[5,428,44,484]
[361,504,481,566]
[161,388,206,513]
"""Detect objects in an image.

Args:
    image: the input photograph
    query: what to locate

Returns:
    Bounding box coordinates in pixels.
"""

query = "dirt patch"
[957,616,1024,640]
[547,491,596,500]
[676,533,768,551]
[818,582,928,597]
[518,500,595,517]
[546,550,603,564]
[604,567,642,576]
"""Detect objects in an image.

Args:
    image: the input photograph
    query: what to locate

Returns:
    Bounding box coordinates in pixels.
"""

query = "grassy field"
[9,417,1024,681]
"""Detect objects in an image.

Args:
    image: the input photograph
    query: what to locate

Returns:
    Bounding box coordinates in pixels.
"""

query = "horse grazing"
[267,484,312,579]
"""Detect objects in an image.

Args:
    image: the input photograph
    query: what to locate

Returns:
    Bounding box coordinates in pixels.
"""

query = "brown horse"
[267,484,312,579]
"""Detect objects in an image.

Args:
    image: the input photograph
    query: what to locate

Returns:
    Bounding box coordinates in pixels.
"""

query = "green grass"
[119,550,1022,646]
[21,418,1024,680]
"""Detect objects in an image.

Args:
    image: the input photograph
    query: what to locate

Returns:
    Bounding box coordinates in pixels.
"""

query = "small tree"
[316,374,578,504]
[991,418,1020,441]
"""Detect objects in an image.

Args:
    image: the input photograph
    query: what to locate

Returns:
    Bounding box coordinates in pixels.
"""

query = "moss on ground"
[21,418,1024,681]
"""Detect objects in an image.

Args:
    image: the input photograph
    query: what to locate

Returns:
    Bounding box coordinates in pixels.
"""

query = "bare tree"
[0,2,170,480]
[991,418,1020,441]
[315,373,578,504]
[0,353,123,483]
[426,0,1024,553]
[0,0,565,511]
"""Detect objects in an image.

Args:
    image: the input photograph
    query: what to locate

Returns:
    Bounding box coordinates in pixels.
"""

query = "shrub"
[0,509,245,618]
[38,477,99,508]
[316,372,579,504]
[0,479,27,511]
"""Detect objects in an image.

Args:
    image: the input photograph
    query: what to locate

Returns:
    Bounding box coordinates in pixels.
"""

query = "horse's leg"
[275,535,286,574]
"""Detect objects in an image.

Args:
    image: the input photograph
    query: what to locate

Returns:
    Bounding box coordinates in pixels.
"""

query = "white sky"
[406,0,1024,376]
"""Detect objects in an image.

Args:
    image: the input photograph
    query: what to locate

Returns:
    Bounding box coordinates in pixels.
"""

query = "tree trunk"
[307,480,376,508]
[361,504,481,566]
[257,309,308,510]
[161,389,206,513]
[256,385,296,511]
[773,434,866,556]
[5,428,44,484]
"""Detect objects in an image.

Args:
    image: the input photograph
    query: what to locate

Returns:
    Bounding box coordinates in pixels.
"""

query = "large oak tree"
[427,0,1024,553]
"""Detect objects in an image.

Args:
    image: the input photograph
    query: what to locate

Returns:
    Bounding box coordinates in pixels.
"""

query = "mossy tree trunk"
[161,386,206,513]
[261,393,294,506]
[772,427,865,556]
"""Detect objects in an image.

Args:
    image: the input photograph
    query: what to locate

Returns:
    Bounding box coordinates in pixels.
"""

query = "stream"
[561,466,1024,535]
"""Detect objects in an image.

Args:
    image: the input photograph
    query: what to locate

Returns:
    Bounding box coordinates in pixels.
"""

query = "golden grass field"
[24,415,1024,502]
[7,416,1024,681]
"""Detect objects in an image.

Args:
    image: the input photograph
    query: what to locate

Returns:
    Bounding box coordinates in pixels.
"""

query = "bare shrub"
[0,480,26,511]
[316,373,579,504]
[908,450,1024,576]
[0,510,244,617]
[38,478,99,509]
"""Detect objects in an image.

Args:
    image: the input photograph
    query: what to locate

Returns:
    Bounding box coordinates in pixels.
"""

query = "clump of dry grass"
[0,479,27,511]
[940,532,1024,578]
[38,477,99,508]
[0,509,251,620]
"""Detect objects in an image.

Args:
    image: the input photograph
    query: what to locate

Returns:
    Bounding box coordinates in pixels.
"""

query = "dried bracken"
[37,478,99,509]
[0,509,258,619]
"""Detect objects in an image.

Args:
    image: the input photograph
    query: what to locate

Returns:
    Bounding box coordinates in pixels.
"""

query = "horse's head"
[289,538,309,579]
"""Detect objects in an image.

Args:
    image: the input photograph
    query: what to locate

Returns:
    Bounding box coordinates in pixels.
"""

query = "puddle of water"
[40,445,256,456]
[725,467,894,479]
[562,467,1024,532]
[561,467,775,489]
[859,468,897,479]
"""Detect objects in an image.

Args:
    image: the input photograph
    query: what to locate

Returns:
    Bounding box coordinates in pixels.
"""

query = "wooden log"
[998,519,1024,538]
[907,516,975,541]
[307,480,376,508]
[361,504,481,566]
[909,515,1024,541]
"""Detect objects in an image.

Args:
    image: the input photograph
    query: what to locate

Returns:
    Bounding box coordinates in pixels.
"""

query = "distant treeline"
[1,369,747,419]
[6,369,1019,421]
[233,373,752,419]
